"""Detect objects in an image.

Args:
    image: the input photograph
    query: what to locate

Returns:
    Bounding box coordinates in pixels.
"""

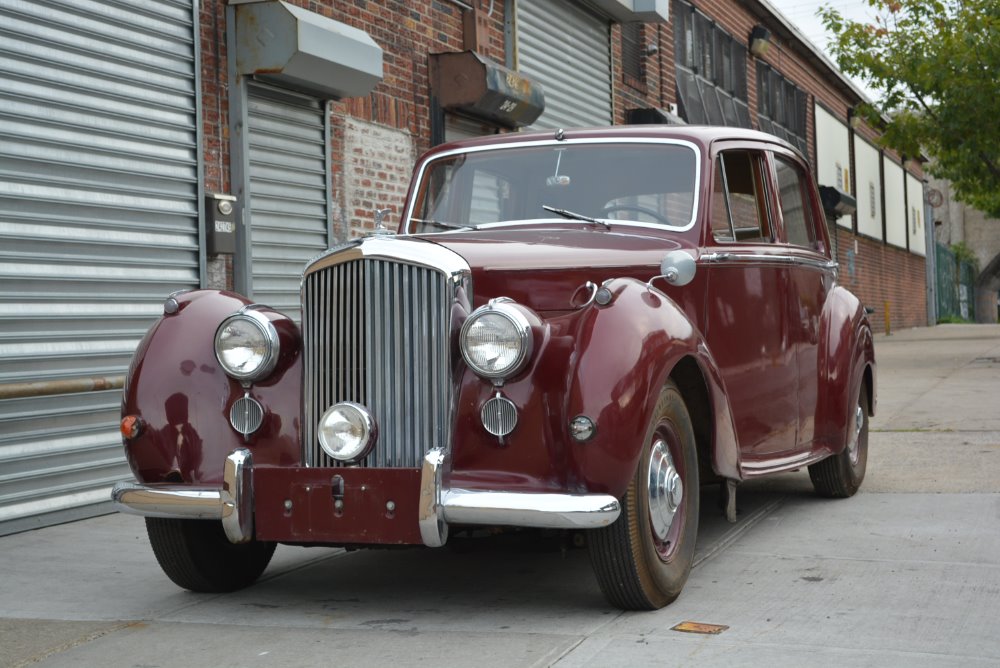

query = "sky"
[773,0,883,100]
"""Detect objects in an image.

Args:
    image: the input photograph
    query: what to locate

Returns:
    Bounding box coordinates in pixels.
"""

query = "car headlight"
[460,299,535,380]
[214,309,280,382]
[318,402,377,462]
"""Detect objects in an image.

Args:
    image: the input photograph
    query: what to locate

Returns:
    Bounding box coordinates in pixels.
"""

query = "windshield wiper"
[542,205,611,230]
[409,217,473,231]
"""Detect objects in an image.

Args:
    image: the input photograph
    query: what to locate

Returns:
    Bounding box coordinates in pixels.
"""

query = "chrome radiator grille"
[303,258,452,468]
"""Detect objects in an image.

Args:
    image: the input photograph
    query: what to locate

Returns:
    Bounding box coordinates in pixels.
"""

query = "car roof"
[427,125,799,156]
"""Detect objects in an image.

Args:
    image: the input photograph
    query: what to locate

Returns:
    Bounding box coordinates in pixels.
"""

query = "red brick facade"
[196,0,928,330]
[834,229,928,333]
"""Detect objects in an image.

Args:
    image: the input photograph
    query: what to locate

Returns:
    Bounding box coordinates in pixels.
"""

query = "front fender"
[815,286,876,454]
[567,278,739,497]
[447,278,739,499]
[121,290,303,485]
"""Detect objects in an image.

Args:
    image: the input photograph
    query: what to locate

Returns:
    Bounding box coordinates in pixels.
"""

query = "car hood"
[414,225,688,312]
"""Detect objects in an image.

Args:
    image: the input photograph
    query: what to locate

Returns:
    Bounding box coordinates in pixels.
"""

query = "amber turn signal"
[120,415,144,440]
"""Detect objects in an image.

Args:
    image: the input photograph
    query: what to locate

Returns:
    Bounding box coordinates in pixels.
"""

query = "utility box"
[205,193,238,255]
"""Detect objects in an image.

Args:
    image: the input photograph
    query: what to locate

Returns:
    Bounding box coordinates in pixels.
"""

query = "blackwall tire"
[588,380,700,610]
[809,384,870,498]
[145,518,276,593]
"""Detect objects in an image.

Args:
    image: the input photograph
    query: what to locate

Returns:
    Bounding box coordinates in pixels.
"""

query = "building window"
[622,23,645,88]
[673,0,750,128]
[756,63,808,156]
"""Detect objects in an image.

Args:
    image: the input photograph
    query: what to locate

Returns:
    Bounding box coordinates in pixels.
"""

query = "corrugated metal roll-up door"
[246,82,331,322]
[0,0,201,535]
[445,114,493,142]
[516,0,612,129]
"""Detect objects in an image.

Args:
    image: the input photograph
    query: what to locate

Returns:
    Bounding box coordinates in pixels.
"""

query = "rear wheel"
[589,380,700,610]
[145,518,276,593]
[809,383,869,498]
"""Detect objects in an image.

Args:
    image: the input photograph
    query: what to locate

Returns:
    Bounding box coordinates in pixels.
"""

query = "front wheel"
[588,380,700,610]
[146,518,276,593]
[809,383,869,498]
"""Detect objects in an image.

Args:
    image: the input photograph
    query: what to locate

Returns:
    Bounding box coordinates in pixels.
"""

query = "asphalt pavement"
[2,324,999,667]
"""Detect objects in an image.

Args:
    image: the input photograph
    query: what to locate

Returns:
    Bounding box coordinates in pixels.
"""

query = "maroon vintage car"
[112,125,874,610]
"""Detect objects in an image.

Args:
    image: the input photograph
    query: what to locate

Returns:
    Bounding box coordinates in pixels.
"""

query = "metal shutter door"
[516,0,612,129]
[0,0,201,534]
[246,82,330,322]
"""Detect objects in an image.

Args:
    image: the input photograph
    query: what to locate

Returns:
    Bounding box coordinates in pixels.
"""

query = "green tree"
[821,0,1000,216]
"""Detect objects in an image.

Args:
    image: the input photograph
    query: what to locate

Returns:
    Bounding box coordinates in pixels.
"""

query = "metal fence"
[936,244,977,322]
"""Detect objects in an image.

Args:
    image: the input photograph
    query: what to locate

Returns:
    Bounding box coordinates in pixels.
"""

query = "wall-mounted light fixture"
[749,25,771,57]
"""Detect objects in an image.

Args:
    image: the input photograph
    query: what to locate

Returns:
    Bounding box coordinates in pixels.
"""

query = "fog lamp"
[318,402,377,463]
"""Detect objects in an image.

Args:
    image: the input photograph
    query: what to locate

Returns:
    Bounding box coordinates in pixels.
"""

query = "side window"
[711,150,772,243]
[774,156,818,249]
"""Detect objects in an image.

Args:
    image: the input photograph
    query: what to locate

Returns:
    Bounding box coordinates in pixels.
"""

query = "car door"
[770,151,836,450]
[702,145,798,462]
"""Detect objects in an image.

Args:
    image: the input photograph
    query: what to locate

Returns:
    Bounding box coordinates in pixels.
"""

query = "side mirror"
[651,250,696,288]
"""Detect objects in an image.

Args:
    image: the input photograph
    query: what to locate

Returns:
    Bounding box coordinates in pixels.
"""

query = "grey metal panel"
[516,0,612,129]
[0,0,200,535]
[246,81,330,321]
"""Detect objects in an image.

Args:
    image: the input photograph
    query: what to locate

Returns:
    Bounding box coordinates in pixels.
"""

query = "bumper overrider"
[112,448,621,546]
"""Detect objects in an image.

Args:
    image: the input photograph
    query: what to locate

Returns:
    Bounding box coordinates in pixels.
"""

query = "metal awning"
[588,0,669,23]
[234,0,382,99]
[430,51,544,129]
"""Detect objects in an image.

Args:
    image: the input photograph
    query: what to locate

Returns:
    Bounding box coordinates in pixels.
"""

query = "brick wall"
[196,0,928,324]
[197,0,505,289]
[834,228,928,332]
[340,117,416,240]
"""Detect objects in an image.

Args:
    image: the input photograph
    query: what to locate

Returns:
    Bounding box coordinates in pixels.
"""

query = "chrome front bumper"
[112,447,622,548]
[111,449,254,544]
[417,448,621,547]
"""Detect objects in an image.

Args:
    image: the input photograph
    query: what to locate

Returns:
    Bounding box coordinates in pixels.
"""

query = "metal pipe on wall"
[0,376,125,401]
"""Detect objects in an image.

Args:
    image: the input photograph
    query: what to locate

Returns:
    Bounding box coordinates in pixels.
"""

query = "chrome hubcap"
[847,403,864,465]
[648,438,683,541]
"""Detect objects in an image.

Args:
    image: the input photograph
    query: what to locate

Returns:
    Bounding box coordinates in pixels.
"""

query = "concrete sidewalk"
[2,325,998,667]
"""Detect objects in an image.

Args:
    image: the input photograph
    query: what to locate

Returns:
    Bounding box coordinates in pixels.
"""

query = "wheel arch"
[670,356,725,484]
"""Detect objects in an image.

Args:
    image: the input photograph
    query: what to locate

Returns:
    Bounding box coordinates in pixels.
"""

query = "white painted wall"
[906,173,925,256]
[814,105,851,228]
[854,135,882,239]
[884,157,907,249]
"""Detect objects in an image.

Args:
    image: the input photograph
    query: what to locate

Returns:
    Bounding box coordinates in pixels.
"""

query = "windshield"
[406,141,699,233]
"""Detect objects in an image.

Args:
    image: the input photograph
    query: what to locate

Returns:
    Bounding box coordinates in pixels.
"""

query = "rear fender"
[815,286,876,454]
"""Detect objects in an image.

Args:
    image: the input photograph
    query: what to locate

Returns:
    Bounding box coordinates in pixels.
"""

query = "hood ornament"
[371,207,394,236]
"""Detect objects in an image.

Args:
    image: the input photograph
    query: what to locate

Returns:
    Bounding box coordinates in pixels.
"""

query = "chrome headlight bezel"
[214,309,280,383]
[460,299,535,380]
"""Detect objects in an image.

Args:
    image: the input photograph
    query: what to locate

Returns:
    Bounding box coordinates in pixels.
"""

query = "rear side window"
[774,156,818,249]
[711,150,772,243]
